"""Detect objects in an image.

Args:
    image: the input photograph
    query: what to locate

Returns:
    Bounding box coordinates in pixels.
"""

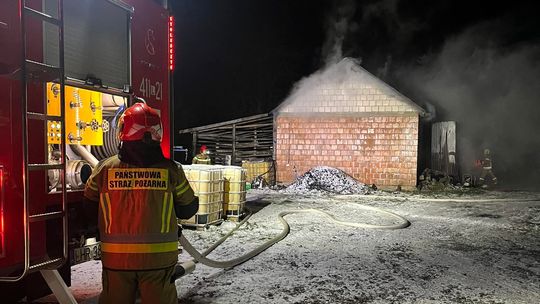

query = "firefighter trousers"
[479,169,497,184]
[99,265,177,304]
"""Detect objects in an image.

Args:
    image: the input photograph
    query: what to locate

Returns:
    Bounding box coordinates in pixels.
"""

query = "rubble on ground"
[282,166,371,195]
[417,167,459,192]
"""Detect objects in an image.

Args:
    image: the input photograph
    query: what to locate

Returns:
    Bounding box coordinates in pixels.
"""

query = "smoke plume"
[395,20,540,189]
[321,0,357,67]
[297,0,540,189]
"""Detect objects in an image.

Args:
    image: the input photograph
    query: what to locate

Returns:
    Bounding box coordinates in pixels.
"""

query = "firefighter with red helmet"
[84,100,198,304]
[192,144,211,164]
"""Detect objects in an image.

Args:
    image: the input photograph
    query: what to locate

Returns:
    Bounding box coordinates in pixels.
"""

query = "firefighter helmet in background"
[484,148,490,156]
[117,101,163,142]
[200,145,208,153]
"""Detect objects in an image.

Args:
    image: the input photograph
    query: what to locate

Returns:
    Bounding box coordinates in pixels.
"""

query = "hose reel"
[91,114,121,160]
[48,160,92,190]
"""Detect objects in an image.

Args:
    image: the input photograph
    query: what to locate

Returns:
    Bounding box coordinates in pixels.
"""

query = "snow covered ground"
[31,189,540,304]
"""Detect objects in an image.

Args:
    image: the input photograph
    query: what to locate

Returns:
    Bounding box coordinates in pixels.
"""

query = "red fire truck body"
[0,0,174,300]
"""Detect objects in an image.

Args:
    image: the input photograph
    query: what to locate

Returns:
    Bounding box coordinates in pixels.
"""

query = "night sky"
[171,0,540,189]
[171,0,327,128]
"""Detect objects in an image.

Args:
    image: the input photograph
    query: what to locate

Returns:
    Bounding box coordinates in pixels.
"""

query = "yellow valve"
[46,83,104,145]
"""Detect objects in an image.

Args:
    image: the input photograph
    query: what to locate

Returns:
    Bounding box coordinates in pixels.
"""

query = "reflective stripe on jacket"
[192,153,211,165]
[84,155,195,270]
[482,158,493,170]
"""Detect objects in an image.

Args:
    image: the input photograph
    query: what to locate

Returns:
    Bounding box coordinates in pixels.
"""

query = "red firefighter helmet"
[200,145,208,153]
[117,102,163,142]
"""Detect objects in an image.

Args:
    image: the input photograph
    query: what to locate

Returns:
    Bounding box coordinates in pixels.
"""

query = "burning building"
[273,58,425,190]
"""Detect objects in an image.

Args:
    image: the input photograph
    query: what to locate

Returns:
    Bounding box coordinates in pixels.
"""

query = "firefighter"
[83,101,199,304]
[192,144,211,164]
[479,148,498,189]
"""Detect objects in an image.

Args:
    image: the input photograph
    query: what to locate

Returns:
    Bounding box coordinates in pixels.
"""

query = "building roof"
[178,113,271,134]
[274,58,425,116]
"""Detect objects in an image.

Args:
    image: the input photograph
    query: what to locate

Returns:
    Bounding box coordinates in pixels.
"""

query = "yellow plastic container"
[223,166,246,192]
[241,160,274,185]
[224,192,246,205]
[222,166,245,181]
[182,210,222,226]
[180,165,224,226]
[221,166,246,219]
[184,165,223,194]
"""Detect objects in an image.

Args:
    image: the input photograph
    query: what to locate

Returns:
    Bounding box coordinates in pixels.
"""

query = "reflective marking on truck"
[139,77,163,101]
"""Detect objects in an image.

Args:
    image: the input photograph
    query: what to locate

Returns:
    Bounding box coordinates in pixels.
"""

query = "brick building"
[274,58,425,190]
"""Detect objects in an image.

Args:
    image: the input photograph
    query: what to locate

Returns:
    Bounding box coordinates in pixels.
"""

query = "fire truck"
[0,0,174,301]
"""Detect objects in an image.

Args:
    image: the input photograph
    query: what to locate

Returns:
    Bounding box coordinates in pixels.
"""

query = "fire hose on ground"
[171,203,411,280]
[172,193,540,279]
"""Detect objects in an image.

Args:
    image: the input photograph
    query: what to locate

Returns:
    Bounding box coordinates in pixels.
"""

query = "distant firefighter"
[479,148,497,189]
[192,145,211,164]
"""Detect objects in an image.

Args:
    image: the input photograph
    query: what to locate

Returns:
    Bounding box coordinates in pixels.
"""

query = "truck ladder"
[0,1,75,303]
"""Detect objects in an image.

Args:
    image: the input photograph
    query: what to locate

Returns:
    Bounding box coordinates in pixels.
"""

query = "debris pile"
[283,166,371,195]
[418,168,458,192]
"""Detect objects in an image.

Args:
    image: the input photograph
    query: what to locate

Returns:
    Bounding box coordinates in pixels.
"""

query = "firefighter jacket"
[481,158,493,170]
[192,152,211,165]
[84,155,195,270]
